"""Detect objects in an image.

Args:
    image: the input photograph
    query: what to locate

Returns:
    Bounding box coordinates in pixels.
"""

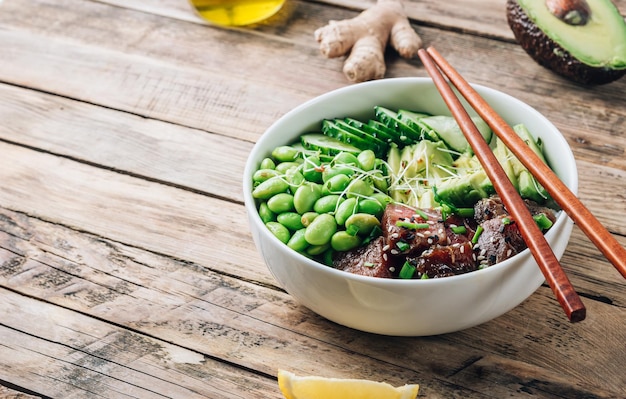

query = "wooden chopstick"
[425,46,626,281]
[417,48,586,322]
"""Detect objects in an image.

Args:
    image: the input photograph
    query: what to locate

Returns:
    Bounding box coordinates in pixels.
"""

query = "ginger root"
[314,0,422,83]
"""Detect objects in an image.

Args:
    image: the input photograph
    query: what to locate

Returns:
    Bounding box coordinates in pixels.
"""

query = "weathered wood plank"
[0,142,273,287]
[1,0,625,170]
[0,385,40,399]
[0,289,283,399]
[0,83,250,203]
[1,208,623,397]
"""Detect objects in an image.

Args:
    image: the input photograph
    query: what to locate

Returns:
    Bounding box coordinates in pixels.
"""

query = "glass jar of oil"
[189,0,286,26]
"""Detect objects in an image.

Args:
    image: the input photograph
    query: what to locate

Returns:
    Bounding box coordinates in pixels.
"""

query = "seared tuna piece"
[475,196,557,224]
[474,216,527,266]
[381,203,448,257]
[332,236,393,278]
[408,241,476,278]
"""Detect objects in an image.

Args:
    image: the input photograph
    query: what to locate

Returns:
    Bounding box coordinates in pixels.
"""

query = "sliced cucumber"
[368,120,412,146]
[322,120,386,157]
[396,109,438,141]
[344,117,395,144]
[300,133,361,155]
[333,119,389,156]
[374,106,423,142]
[420,115,492,154]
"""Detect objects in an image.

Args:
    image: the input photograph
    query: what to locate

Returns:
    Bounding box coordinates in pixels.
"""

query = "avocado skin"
[507,0,625,85]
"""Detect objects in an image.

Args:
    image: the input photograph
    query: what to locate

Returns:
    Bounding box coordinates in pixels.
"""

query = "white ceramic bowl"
[243,77,577,336]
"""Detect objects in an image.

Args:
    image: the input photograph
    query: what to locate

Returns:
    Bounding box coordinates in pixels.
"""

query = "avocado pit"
[546,0,591,25]
[507,0,626,85]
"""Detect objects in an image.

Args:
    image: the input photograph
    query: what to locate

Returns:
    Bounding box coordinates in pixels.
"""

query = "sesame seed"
[477,255,485,261]
[390,249,399,255]
[480,248,487,256]
[383,253,388,261]
[382,244,391,251]
[506,249,513,257]
[389,266,395,272]
[416,233,425,238]
[391,233,399,239]
[460,245,465,254]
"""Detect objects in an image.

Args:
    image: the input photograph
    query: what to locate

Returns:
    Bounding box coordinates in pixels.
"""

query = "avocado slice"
[507,0,626,84]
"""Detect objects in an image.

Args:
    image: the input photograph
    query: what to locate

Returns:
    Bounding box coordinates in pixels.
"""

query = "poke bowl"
[243,77,577,336]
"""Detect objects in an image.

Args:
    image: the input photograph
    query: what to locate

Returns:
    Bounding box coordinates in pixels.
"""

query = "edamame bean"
[331,231,362,251]
[371,193,393,208]
[333,152,359,166]
[272,146,300,162]
[300,212,319,227]
[277,212,304,231]
[267,193,295,214]
[358,198,384,218]
[258,202,276,224]
[313,195,344,214]
[346,179,374,198]
[286,169,305,187]
[294,183,322,214]
[302,155,323,183]
[304,213,337,246]
[306,243,330,256]
[266,222,290,244]
[287,228,309,252]
[357,149,376,171]
[345,213,380,236]
[252,176,289,199]
[275,161,301,174]
[253,168,279,183]
[322,165,354,183]
[323,173,350,195]
[260,157,276,170]
[371,170,389,192]
[334,197,358,226]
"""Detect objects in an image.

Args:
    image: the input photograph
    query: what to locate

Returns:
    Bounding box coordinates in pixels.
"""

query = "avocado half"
[507,0,626,85]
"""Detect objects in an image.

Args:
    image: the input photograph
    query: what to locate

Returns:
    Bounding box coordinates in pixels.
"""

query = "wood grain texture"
[1,208,623,397]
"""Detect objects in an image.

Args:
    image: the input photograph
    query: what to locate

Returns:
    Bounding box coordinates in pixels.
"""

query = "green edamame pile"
[252,145,392,264]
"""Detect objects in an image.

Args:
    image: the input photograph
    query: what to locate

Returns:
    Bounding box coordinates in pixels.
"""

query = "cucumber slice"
[368,120,412,145]
[322,120,386,157]
[420,115,492,153]
[374,106,423,142]
[334,120,388,148]
[344,118,395,144]
[300,133,361,155]
[397,109,438,141]
[333,119,389,156]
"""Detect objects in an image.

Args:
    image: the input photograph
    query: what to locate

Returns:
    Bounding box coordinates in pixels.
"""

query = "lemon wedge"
[277,369,419,399]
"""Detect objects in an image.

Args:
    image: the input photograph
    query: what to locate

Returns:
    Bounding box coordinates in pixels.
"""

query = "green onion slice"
[399,261,416,279]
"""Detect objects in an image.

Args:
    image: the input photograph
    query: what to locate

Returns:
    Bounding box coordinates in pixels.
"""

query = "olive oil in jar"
[190,0,286,26]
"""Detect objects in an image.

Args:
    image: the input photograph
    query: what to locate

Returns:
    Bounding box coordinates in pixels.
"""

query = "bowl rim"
[243,77,578,287]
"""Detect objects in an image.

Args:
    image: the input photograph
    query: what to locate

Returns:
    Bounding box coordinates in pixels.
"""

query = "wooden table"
[1,0,625,397]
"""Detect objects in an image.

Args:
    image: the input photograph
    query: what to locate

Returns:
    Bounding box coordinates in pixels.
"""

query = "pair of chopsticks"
[418,47,626,322]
